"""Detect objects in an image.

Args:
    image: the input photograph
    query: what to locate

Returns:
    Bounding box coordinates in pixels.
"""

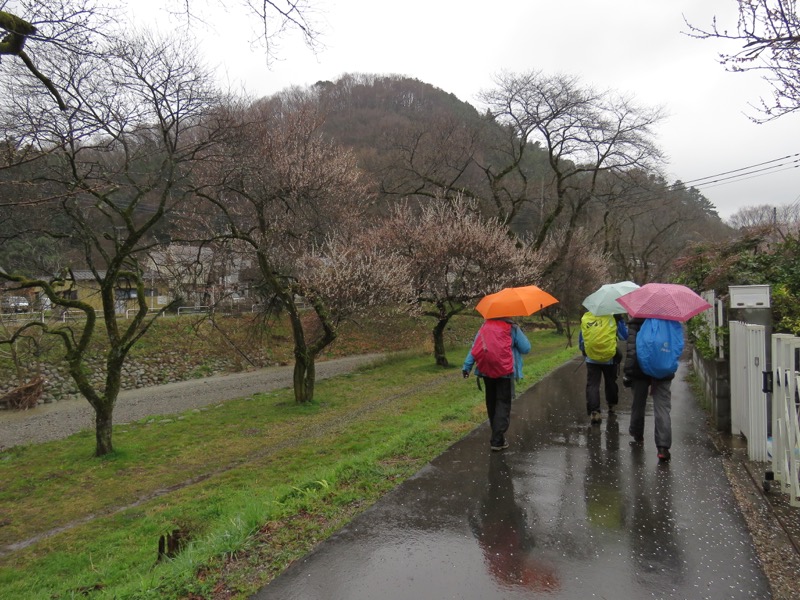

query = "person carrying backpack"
[579,312,628,424]
[622,317,684,462]
[462,318,531,451]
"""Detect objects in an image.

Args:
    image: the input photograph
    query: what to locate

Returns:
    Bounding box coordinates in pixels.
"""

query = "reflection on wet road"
[252,358,770,599]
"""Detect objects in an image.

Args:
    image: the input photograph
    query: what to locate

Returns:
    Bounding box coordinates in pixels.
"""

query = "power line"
[585,154,800,209]
[686,159,800,190]
[676,153,800,191]
[679,153,800,187]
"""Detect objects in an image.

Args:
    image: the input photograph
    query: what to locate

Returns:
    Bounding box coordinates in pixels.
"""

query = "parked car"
[1,296,30,313]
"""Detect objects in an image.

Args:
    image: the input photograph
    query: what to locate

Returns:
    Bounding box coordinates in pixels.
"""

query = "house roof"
[68,270,104,281]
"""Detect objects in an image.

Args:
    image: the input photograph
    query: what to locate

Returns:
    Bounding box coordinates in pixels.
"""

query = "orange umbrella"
[476,285,558,319]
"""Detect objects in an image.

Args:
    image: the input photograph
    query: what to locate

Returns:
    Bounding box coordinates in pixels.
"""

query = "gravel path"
[0,354,384,450]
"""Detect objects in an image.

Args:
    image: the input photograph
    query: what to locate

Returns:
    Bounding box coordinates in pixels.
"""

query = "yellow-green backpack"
[581,312,617,362]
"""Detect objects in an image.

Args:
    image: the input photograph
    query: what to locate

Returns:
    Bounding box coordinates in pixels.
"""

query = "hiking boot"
[657,447,671,462]
[590,411,602,425]
[491,441,509,451]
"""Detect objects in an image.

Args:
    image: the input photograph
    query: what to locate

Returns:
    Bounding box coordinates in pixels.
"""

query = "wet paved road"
[252,357,770,599]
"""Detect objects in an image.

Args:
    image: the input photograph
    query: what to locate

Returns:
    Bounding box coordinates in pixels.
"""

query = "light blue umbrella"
[582,281,640,316]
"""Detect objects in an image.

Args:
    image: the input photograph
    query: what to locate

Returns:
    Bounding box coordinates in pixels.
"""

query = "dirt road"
[0,354,384,450]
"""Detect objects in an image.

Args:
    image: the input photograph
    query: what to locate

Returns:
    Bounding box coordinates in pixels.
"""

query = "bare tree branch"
[481,70,664,276]
[685,1,800,120]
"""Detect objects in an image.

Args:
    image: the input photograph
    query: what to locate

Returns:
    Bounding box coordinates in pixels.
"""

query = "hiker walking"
[622,317,684,462]
[579,312,628,424]
[462,318,531,451]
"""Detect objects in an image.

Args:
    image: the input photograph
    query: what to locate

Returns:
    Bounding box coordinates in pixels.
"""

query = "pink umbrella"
[616,283,711,322]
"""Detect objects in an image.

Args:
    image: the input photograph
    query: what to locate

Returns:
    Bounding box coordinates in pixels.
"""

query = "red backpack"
[471,320,514,378]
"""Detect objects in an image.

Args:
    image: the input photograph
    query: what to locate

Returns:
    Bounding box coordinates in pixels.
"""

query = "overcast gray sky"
[136,0,800,221]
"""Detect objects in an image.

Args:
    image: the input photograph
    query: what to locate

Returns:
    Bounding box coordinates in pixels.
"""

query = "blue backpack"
[635,318,684,379]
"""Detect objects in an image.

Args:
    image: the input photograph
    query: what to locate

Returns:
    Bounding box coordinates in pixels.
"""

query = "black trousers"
[484,377,513,447]
[585,362,619,414]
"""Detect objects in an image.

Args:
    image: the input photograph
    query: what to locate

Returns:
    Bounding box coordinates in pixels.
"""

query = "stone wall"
[691,348,731,432]
[0,351,268,406]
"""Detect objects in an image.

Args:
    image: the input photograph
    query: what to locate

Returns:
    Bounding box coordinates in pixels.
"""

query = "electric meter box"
[729,284,771,309]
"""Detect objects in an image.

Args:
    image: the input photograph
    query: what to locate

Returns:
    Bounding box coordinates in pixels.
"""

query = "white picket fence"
[730,321,800,506]
[771,334,800,507]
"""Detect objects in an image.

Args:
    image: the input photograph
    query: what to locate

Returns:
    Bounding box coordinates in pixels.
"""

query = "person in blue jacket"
[462,318,531,451]
[623,317,679,462]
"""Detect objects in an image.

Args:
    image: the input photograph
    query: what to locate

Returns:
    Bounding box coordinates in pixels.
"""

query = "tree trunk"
[293,351,316,403]
[432,318,450,367]
[66,339,119,457]
[544,312,564,335]
[90,366,122,457]
[94,402,114,456]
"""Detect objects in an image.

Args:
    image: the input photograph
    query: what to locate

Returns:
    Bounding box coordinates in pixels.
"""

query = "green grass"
[0,327,576,599]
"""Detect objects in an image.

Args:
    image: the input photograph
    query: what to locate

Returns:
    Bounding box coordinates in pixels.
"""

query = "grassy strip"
[0,330,575,599]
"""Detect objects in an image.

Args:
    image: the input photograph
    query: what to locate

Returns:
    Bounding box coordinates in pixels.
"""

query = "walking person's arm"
[512,324,531,355]
[615,316,629,341]
[462,331,478,377]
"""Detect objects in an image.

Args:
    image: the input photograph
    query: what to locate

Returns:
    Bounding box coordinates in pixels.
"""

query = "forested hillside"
[305,73,732,282]
[0,71,731,286]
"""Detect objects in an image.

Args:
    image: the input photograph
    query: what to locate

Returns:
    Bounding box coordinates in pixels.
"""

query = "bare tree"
[159,0,322,62]
[480,71,665,278]
[729,204,783,229]
[376,196,545,367]
[0,0,321,111]
[685,0,800,120]
[344,74,544,228]
[539,227,610,343]
[377,109,495,211]
[580,171,728,283]
[197,96,404,403]
[0,31,224,456]
[0,0,116,110]
[728,200,800,241]
[728,199,800,236]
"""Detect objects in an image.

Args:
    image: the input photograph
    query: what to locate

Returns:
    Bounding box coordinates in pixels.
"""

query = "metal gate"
[729,321,768,462]
[730,322,800,505]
